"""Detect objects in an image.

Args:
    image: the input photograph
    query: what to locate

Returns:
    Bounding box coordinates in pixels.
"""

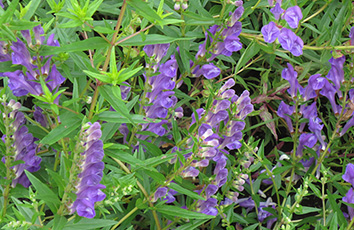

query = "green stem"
[88,0,128,120]
[112,158,161,230]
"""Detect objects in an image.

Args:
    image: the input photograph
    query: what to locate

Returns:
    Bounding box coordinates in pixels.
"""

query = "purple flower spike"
[71,122,106,219]
[0,0,3,8]
[261,22,280,43]
[270,3,284,20]
[343,164,354,186]
[2,100,41,188]
[283,6,303,28]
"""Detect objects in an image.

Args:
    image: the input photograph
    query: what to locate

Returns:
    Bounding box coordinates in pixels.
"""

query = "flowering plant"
[1,0,354,229]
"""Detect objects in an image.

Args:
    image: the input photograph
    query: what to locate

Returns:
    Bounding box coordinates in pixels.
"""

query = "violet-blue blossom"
[308,117,326,150]
[270,3,284,20]
[343,187,354,221]
[277,101,295,133]
[302,74,325,100]
[70,122,106,219]
[194,63,221,79]
[281,63,302,98]
[350,27,354,45]
[1,26,65,97]
[326,55,345,98]
[320,79,341,115]
[2,100,41,188]
[261,22,280,43]
[278,28,303,56]
[343,163,354,186]
[283,6,303,28]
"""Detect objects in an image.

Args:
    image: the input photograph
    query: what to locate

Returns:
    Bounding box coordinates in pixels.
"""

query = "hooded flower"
[283,6,303,29]
[1,100,41,188]
[70,122,106,218]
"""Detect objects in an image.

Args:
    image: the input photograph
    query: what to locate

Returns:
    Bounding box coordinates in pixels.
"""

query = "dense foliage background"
[1,0,354,229]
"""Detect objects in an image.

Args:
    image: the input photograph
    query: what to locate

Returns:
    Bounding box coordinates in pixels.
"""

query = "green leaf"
[53,215,68,230]
[168,183,205,201]
[23,0,42,20]
[98,111,153,124]
[105,148,144,168]
[99,85,135,125]
[9,20,41,30]
[294,206,321,215]
[127,0,162,24]
[157,205,215,219]
[93,26,115,34]
[172,119,181,143]
[175,220,209,230]
[40,115,82,145]
[25,171,60,213]
[0,0,20,25]
[40,37,110,56]
[234,40,260,74]
[63,219,117,230]
[118,34,194,46]
[84,70,112,84]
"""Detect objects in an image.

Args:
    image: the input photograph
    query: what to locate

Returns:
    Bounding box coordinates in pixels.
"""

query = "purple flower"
[281,63,302,98]
[70,122,106,219]
[343,188,354,221]
[343,164,354,186]
[143,44,170,63]
[326,55,345,99]
[340,114,354,136]
[205,184,218,198]
[230,6,244,26]
[299,102,317,132]
[320,79,340,115]
[278,28,303,56]
[181,166,199,178]
[350,27,354,45]
[34,106,48,128]
[198,198,218,216]
[215,168,228,187]
[153,187,168,202]
[2,100,41,188]
[277,101,295,133]
[11,39,34,71]
[261,22,280,43]
[301,74,325,100]
[283,6,303,28]
[308,117,326,150]
[296,133,317,157]
[224,35,242,52]
[270,3,284,20]
[194,63,221,79]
